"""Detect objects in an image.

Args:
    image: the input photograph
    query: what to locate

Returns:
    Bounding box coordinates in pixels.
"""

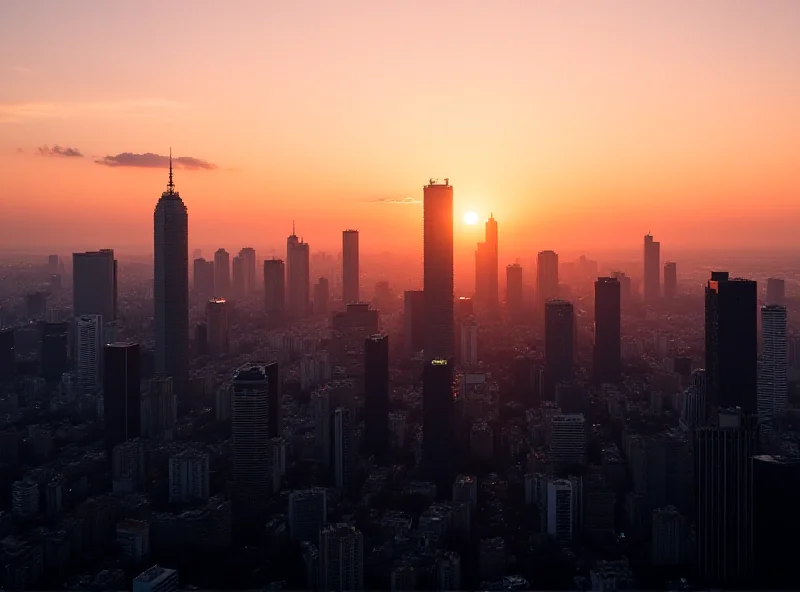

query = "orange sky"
[2,0,800,257]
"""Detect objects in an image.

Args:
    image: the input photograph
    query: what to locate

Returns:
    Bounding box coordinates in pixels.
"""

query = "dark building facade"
[403,290,425,356]
[474,215,499,310]
[593,277,621,384]
[765,277,785,306]
[423,358,454,491]
[314,277,330,315]
[545,299,574,384]
[193,257,215,297]
[363,335,389,461]
[663,261,677,299]
[423,180,454,359]
[643,233,660,302]
[73,249,117,322]
[265,361,282,439]
[505,264,523,314]
[342,230,360,305]
[103,342,141,455]
[263,258,286,324]
[40,321,69,383]
[0,328,15,383]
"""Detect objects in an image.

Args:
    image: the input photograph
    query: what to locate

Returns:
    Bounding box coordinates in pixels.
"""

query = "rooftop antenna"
[167,147,174,193]
[292,220,296,236]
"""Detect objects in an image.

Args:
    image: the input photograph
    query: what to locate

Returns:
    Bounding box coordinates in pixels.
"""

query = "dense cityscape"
[0,165,798,591]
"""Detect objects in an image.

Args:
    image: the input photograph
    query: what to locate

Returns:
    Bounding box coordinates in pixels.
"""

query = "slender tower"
[423,178,454,359]
[154,151,189,396]
[342,230,360,305]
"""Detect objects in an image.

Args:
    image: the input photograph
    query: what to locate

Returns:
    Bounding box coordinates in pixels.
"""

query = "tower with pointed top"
[154,151,189,396]
[287,224,310,318]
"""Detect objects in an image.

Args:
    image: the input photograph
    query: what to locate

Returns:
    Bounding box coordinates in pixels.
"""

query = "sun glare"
[463,211,479,225]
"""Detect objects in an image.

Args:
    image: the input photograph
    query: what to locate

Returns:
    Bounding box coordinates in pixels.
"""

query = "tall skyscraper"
[545,299,574,384]
[239,247,257,296]
[287,226,310,318]
[403,290,425,356]
[233,364,273,508]
[696,408,757,585]
[705,272,757,412]
[333,406,354,489]
[536,250,559,308]
[193,257,215,297]
[643,233,660,302]
[342,229,359,305]
[506,263,523,314]
[75,314,103,394]
[154,158,189,395]
[758,304,787,427]
[263,258,285,320]
[231,255,245,298]
[364,335,389,462]
[765,277,785,306]
[593,277,621,384]
[40,321,69,382]
[103,342,141,456]
[423,358,453,490]
[73,249,117,322]
[319,524,364,592]
[314,277,330,315]
[423,179,454,359]
[460,318,478,366]
[474,215,499,309]
[205,298,229,356]
[663,261,677,299]
[214,248,231,297]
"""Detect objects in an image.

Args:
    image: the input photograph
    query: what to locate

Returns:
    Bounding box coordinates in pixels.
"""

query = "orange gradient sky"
[1,0,800,256]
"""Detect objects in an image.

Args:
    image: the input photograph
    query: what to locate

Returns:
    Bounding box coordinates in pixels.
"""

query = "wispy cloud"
[369,196,422,205]
[37,145,84,158]
[0,98,185,124]
[11,66,32,74]
[95,152,217,170]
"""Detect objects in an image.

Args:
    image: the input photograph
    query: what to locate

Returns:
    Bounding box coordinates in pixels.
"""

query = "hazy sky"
[2,0,799,257]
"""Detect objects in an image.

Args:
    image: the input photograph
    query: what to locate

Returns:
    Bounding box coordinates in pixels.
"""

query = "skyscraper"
[154,157,189,395]
[474,215,499,309]
[319,524,364,592]
[214,248,230,297]
[40,321,69,383]
[403,290,425,356]
[364,334,389,462]
[233,364,273,508]
[423,358,453,490]
[231,255,245,298]
[239,247,257,296]
[0,329,14,384]
[705,272,757,412]
[536,250,559,308]
[663,261,677,299]
[342,229,359,305]
[263,258,285,320]
[765,277,785,306]
[423,179,454,359]
[757,304,787,427]
[593,277,621,384]
[205,298,229,356]
[193,257,214,297]
[314,277,330,315]
[545,299,574,385]
[333,406,354,489]
[103,342,141,456]
[643,233,660,302]
[75,314,103,394]
[73,249,117,322]
[287,226,310,318]
[265,361,282,438]
[506,263,523,314]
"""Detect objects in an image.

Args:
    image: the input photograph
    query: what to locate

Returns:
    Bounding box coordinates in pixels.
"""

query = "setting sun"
[463,211,479,225]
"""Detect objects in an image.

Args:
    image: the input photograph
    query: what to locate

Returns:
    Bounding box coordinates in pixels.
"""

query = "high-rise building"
[239,247,257,296]
[75,314,103,394]
[611,271,632,305]
[154,158,189,395]
[214,248,231,297]
[263,258,286,320]
[545,299,574,385]
[696,408,757,585]
[231,255,245,298]
[593,277,621,384]
[205,298,229,356]
[506,264,523,313]
[288,488,327,542]
[651,506,690,566]
[549,414,586,465]
[311,387,331,467]
[758,304,787,427]
[73,249,117,322]
[423,358,454,490]
[474,215,499,309]
[342,230,359,305]
[403,290,425,356]
[680,369,707,429]
[663,261,677,299]
[643,233,660,302]
[331,303,379,377]
[40,321,69,382]
[103,342,141,456]
[333,406,354,489]
[0,328,15,383]
[233,364,274,507]
[132,565,178,592]
[193,257,214,297]
[314,277,330,315]
[460,318,478,366]
[705,272,757,412]
[537,250,559,309]
[287,227,311,318]
[319,524,364,592]
[423,179,454,359]
[168,450,210,503]
[546,478,579,544]
[364,335,389,462]
[141,375,177,440]
[265,361,282,438]
[765,277,785,306]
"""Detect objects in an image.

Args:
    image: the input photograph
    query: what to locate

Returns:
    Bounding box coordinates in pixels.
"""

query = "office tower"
[364,335,389,461]
[593,277,621,384]
[456,296,473,321]
[112,439,145,493]
[263,258,286,319]
[231,255,245,298]
[319,524,364,592]
[168,450,210,503]
[643,233,660,302]
[288,488,328,542]
[537,250,559,308]
[311,387,332,467]
[193,257,214,297]
[474,214,499,309]
[73,249,117,321]
[40,321,69,382]
[205,298,229,356]
[264,361,282,438]
[651,506,690,566]
[132,565,178,592]
[765,277,785,306]
[314,277,330,315]
[549,414,586,465]
[213,248,231,297]
[423,358,454,489]
[460,318,478,366]
[757,304,787,427]
[141,375,177,440]
[331,303,379,377]
[287,226,311,318]
[681,369,707,429]
[154,159,189,395]
[239,247,256,296]
[506,263,523,313]
[423,179,454,359]
[696,408,757,585]
[333,406,354,489]
[663,261,677,299]
[0,328,14,383]
[233,364,273,504]
[403,290,425,355]
[545,299,574,384]
[611,271,632,305]
[342,229,359,305]
[103,342,141,455]
[75,314,102,394]
[546,478,579,544]
[705,272,757,412]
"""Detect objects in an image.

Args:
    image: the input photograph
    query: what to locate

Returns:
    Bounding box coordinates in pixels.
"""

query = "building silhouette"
[314,277,330,315]
[423,358,454,492]
[333,406,354,489]
[757,304,787,428]
[103,342,141,457]
[40,321,69,383]
[264,361,282,438]
[537,250,559,309]
[263,258,286,323]
[765,277,785,306]
[239,247,256,297]
[545,299,574,386]
[232,254,245,299]
[643,233,660,302]
[506,264,523,314]
[319,524,364,592]
[193,257,214,297]
[423,179,454,359]
[363,335,389,462]
[0,329,14,383]
[342,230,359,305]
[154,157,189,395]
[214,248,231,297]
[474,215,498,309]
[75,314,102,394]
[73,249,117,322]
[403,290,425,356]
[287,226,310,318]
[593,277,621,384]
[663,261,677,299]
[205,298,229,356]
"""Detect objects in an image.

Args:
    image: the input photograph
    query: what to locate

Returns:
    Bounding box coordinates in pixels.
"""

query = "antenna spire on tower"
[292,220,296,236]
[167,147,174,192]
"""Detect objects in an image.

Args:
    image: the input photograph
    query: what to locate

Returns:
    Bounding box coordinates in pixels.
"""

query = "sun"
[463,211,479,225]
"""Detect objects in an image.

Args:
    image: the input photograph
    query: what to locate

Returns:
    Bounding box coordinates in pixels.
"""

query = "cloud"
[95,152,217,170]
[12,66,32,74]
[37,145,84,158]
[370,196,422,205]
[0,98,185,124]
